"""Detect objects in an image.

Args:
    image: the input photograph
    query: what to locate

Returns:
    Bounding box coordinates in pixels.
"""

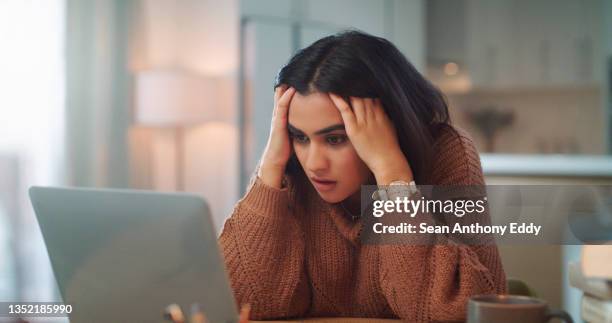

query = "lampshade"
[134,69,221,126]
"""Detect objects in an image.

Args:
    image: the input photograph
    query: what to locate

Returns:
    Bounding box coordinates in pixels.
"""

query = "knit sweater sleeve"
[218,176,310,320]
[378,126,507,322]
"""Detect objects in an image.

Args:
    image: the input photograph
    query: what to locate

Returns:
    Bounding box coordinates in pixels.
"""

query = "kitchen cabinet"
[430,0,604,90]
[465,0,518,88]
[513,0,602,87]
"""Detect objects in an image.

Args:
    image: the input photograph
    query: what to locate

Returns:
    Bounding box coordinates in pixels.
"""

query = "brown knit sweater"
[219,124,507,322]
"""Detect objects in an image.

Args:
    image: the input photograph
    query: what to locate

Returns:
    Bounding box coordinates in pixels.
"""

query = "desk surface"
[252,318,401,322]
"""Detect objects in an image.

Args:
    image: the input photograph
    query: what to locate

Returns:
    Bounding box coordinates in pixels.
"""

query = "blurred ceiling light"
[443,62,460,76]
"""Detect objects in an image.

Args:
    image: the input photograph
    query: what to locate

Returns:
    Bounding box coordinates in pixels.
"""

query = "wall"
[448,88,605,155]
[128,0,240,233]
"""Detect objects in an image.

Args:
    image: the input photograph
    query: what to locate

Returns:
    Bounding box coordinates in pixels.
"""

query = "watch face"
[371,189,389,201]
[372,181,418,200]
[388,181,417,192]
[388,186,411,198]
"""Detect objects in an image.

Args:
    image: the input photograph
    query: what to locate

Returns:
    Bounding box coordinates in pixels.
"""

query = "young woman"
[219,30,506,322]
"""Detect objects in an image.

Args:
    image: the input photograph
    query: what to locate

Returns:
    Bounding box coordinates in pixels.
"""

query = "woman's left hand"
[329,94,414,185]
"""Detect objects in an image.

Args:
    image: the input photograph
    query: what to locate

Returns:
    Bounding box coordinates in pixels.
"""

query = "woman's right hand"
[257,85,296,189]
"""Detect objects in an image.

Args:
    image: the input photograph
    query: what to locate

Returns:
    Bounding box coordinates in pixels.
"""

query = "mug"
[467,294,573,323]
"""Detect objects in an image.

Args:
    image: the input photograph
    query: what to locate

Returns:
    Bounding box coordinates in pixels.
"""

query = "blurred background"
[0,0,611,321]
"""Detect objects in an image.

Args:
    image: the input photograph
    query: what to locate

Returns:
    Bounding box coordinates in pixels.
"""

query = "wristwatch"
[372,180,419,201]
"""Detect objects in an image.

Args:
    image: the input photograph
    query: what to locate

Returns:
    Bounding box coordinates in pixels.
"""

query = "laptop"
[29,186,238,323]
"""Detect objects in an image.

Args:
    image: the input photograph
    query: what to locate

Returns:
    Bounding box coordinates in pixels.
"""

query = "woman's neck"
[341,174,376,218]
[341,190,361,218]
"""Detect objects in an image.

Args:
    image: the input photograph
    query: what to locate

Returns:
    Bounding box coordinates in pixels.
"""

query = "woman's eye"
[326,135,347,145]
[291,134,309,144]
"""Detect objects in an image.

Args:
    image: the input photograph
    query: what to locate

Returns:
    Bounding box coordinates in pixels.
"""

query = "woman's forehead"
[288,92,343,132]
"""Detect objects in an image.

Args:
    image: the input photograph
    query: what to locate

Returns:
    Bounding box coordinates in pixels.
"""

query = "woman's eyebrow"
[287,123,345,135]
[314,124,345,135]
[287,123,304,135]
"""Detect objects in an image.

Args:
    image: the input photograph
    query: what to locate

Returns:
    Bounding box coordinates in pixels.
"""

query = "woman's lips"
[311,177,337,192]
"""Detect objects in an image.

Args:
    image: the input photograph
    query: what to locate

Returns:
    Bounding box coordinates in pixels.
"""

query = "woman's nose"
[305,144,329,173]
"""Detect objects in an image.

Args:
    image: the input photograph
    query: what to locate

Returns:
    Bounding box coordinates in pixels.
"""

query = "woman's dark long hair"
[275,30,450,204]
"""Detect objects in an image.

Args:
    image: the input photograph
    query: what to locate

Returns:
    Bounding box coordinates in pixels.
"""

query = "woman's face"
[287,91,373,203]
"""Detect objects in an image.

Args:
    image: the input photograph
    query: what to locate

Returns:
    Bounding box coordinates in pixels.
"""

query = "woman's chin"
[316,191,348,204]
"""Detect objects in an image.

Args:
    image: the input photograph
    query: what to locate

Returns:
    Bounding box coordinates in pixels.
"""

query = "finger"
[274,85,286,103]
[371,98,384,121]
[275,87,296,125]
[373,98,389,122]
[350,97,366,124]
[277,87,295,110]
[273,85,288,117]
[329,93,356,128]
[238,304,251,323]
[364,98,376,122]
